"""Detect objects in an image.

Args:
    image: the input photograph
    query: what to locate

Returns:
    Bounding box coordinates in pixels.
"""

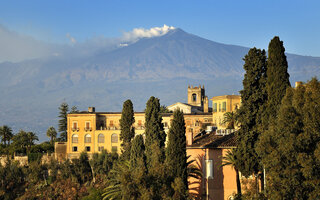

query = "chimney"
[295,81,303,88]
[88,107,95,113]
[187,130,193,146]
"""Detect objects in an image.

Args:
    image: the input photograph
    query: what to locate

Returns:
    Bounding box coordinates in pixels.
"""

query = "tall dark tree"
[58,102,69,141]
[165,109,188,199]
[263,36,291,128]
[144,96,166,199]
[130,134,146,169]
[0,125,13,146]
[236,48,267,177]
[144,96,166,171]
[119,99,135,160]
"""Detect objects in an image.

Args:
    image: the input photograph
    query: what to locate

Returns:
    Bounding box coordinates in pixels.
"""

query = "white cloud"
[0,24,176,63]
[66,33,77,44]
[122,24,175,42]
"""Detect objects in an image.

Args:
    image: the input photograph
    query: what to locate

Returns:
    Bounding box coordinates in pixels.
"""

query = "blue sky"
[0,0,320,58]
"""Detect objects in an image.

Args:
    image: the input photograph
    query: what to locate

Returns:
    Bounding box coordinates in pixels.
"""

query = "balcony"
[107,126,119,130]
[84,127,92,132]
[72,128,80,132]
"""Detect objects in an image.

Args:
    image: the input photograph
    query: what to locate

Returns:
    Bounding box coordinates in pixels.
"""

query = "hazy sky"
[0,0,319,61]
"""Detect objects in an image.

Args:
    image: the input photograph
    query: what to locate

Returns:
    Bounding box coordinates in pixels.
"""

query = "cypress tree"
[165,109,188,199]
[58,102,69,141]
[144,96,166,199]
[130,134,146,169]
[236,48,267,177]
[144,96,166,171]
[263,36,290,127]
[120,99,135,160]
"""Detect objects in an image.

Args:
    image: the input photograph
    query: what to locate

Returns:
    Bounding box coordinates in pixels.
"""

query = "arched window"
[98,134,105,143]
[111,133,118,143]
[192,93,197,102]
[85,134,91,143]
[72,134,78,143]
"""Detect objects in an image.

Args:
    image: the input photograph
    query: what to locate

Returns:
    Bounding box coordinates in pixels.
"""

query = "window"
[72,146,78,152]
[85,121,90,129]
[138,120,142,126]
[98,146,104,152]
[109,120,114,127]
[72,134,78,143]
[192,93,197,102]
[205,160,213,179]
[85,134,91,143]
[213,103,217,112]
[98,134,105,143]
[72,122,78,130]
[111,133,118,143]
[112,146,118,153]
[222,101,226,112]
[86,146,91,152]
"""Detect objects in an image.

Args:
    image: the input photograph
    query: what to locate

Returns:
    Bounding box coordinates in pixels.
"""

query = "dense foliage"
[165,109,188,199]
[257,78,320,199]
[119,99,135,160]
[58,102,69,141]
[236,47,267,178]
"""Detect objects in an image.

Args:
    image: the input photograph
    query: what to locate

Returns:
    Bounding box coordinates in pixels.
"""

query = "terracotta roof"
[189,132,237,148]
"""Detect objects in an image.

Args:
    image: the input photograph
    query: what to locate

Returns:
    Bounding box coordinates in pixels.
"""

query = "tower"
[188,85,205,107]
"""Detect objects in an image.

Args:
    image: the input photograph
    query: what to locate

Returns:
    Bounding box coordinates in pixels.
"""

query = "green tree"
[0,125,13,146]
[72,151,93,184]
[257,78,320,199]
[222,112,237,129]
[46,126,57,145]
[144,96,167,199]
[11,130,38,153]
[165,109,188,199]
[58,102,69,141]
[119,99,135,160]
[236,47,267,178]
[130,135,146,170]
[221,149,241,196]
[0,158,25,199]
[262,36,291,128]
[160,105,171,113]
[144,96,166,171]
[70,105,79,113]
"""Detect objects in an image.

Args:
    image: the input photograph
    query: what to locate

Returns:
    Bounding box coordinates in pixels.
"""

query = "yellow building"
[211,95,241,129]
[64,86,240,159]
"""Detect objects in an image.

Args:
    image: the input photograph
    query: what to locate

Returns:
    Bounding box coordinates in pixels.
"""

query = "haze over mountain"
[1,28,320,141]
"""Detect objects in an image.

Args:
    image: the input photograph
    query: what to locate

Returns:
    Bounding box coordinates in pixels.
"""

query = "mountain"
[1,28,320,141]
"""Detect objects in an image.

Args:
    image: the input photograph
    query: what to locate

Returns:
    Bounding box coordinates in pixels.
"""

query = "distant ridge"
[0,28,319,141]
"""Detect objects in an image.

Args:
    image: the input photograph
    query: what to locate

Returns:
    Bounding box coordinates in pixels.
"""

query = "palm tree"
[222,112,237,129]
[0,125,13,146]
[102,160,132,200]
[26,132,39,152]
[46,126,57,145]
[221,149,241,195]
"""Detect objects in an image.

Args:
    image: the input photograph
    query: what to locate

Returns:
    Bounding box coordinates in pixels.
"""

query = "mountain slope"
[0,28,319,141]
